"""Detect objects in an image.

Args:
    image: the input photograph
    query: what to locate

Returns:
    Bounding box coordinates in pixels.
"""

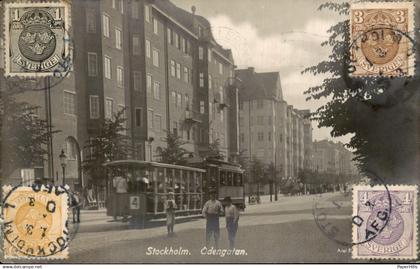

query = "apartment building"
[236,67,313,183]
[313,140,358,176]
[0,0,239,190]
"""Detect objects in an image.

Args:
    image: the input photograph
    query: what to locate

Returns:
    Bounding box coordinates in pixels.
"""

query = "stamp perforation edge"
[349,0,416,78]
[2,0,72,78]
[351,184,418,260]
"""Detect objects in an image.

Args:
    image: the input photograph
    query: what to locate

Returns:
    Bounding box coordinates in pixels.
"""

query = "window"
[152,49,159,67]
[89,95,99,119]
[133,71,141,91]
[132,0,139,19]
[135,107,143,127]
[135,143,143,160]
[199,73,204,87]
[144,5,150,22]
[171,91,176,104]
[167,28,172,44]
[86,9,96,33]
[148,109,154,129]
[87,52,97,77]
[102,14,110,37]
[119,0,124,14]
[239,101,243,110]
[183,67,189,83]
[177,93,182,107]
[220,110,224,122]
[182,38,187,53]
[208,75,212,89]
[145,40,151,58]
[184,94,190,108]
[200,101,205,114]
[239,116,243,126]
[146,74,152,94]
[218,62,223,75]
[173,121,178,136]
[105,98,113,119]
[104,56,111,79]
[66,139,77,160]
[155,114,162,131]
[153,17,158,35]
[63,91,75,115]
[174,32,179,48]
[115,28,122,49]
[117,66,123,87]
[240,133,245,143]
[176,63,181,79]
[268,132,272,141]
[209,102,213,115]
[219,88,224,103]
[208,48,212,62]
[181,37,185,52]
[257,132,264,141]
[170,60,176,77]
[198,46,204,60]
[153,81,160,100]
[112,0,116,9]
[132,34,140,55]
[257,99,264,109]
[268,115,272,125]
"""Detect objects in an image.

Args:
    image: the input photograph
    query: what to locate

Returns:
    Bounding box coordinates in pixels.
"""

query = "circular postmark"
[2,184,77,258]
[312,171,392,247]
[343,26,418,109]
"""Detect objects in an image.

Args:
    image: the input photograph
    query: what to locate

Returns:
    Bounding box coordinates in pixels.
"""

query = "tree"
[265,162,280,202]
[83,109,132,197]
[156,131,190,165]
[302,2,419,184]
[206,138,224,160]
[248,157,265,201]
[1,95,59,177]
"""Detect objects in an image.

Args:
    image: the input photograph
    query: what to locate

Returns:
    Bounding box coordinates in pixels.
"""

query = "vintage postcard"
[0,0,418,267]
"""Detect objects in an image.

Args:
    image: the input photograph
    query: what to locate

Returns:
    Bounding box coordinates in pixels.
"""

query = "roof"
[151,0,233,61]
[235,68,283,101]
[103,160,207,173]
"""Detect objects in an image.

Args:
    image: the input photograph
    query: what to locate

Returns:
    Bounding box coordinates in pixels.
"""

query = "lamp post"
[59,149,67,186]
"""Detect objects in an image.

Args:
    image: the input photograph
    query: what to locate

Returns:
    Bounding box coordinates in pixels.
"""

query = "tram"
[103,159,245,222]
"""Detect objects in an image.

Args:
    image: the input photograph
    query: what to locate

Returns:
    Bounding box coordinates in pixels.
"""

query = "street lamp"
[59,149,67,185]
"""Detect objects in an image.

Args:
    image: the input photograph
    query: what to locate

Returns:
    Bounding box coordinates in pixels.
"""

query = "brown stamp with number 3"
[2,185,69,259]
[350,2,415,77]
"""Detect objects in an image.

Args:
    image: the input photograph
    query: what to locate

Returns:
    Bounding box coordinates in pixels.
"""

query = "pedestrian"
[202,190,224,248]
[224,196,239,249]
[71,191,81,223]
[165,192,177,236]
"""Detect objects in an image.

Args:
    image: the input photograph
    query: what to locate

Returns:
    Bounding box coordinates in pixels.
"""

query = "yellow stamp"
[2,185,69,259]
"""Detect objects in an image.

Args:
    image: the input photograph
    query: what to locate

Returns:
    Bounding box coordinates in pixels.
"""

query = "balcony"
[184,110,201,124]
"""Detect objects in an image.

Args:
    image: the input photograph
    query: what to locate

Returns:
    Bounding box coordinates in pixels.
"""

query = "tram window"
[220,171,227,186]
[166,169,174,191]
[227,172,233,186]
[157,168,165,193]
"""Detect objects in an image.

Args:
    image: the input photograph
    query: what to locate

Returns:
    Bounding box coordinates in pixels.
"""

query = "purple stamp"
[352,185,418,260]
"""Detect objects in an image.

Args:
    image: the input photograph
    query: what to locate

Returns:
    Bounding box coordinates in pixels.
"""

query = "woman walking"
[165,192,177,236]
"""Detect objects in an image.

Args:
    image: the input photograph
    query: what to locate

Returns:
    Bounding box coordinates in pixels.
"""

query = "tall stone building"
[0,0,239,193]
[235,67,313,189]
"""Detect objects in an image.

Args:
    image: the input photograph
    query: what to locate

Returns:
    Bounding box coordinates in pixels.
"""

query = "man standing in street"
[202,190,224,248]
[224,196,239,249]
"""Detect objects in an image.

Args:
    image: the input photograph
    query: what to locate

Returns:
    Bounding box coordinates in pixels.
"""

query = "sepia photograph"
[0,0,418,266]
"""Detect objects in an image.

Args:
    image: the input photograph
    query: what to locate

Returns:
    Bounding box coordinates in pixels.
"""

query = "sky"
[173,0,353,144]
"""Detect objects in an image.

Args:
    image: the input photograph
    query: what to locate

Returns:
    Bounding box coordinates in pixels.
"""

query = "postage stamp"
[2,185,69,259]
[350,2,415,77]
[3,0,71,77]
[352,185,418,260]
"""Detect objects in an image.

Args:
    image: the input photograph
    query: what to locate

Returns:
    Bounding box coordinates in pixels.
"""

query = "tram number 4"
[130,196,140,210]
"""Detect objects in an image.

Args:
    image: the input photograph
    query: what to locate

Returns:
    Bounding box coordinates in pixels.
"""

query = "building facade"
[236,67,313,186]
[0,0,239,191]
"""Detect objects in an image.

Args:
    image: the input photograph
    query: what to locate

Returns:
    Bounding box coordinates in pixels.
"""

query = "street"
[64,193,356,263]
